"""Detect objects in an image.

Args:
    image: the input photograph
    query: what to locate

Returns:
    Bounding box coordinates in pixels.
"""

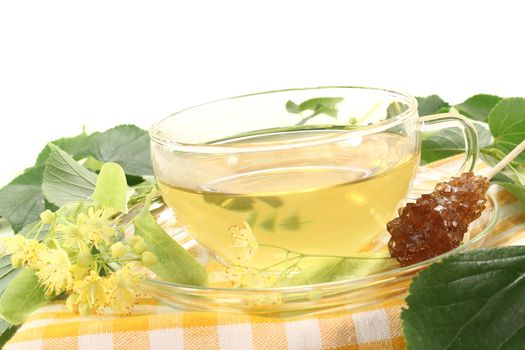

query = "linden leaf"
[91,162,128,213]
[403,247,525,350]
[283,255,396,286]
[134,198,208,286]
[0,257,19,299]
[0,164,50,232]
[35,130,91,166]
[89,125,153,176]
[488,98,525,162]
[0,269,52,325]
[285,100,300,113]
[297,97,343,118]
[416,95,449,116]
[203,194,254,212]
[42,144,98,206]
[0,185,45,232]
[0,255,20,346]
[455,94,502,122]
[421,121,492,164]
[0,321,17,348]
[8,165,45,186]
[287,97,344,126]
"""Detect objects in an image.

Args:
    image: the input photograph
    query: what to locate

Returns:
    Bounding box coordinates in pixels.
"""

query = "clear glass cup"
[150,87,478,270]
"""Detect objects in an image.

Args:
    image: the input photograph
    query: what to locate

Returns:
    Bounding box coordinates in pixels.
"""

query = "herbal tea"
[157,131,419,268]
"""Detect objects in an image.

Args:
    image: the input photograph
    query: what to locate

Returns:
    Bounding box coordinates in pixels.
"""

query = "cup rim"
[149,86,418,154]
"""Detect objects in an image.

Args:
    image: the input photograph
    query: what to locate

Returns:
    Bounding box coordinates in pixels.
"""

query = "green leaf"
[283,256,396,286]
[0,321,18,348]
[285,100,300,113]
[260,215,276,231]
[56,201,93,218]
[257,196,283,208]
[278,214,302,231]
[480,148,525,184]
[416,95,449,116]
[0,269,52,325]
[403,247,525,350]
[42,144,97,206]
[89,125,153,176]
[8,165,45,186]
[0,219,10,235]
[0,257,19,296]
[83,155,103,172]
[126,174,145,187]
[386,101,410,118]
[0,165,55,232]
[435,106,451,114]
[286,97,344,126]
[421,122,492,164]
[134,199,208,286]
[203,194,254,212]
[488,98,525,162]
[0,256,20,347]
[455,94,502,122]
[0,185,45,232]
[91,162,128,212]
[35,130,90,166]
[297,97,343,118]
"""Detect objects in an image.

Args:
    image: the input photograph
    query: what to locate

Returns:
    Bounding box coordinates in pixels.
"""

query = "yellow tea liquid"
[157,131,419,268]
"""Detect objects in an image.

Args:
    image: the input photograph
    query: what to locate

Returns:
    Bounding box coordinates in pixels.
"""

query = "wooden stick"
[482,139,525,180]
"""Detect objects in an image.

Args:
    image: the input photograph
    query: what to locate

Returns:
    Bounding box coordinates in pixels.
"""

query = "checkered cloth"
[4,301,406,350]
[5,158,525,350]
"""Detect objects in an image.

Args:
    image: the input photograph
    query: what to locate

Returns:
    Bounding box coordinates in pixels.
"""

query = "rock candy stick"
[388,139,525,266]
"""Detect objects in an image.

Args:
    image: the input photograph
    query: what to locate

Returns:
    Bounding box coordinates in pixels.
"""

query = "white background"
[1,0,524,185]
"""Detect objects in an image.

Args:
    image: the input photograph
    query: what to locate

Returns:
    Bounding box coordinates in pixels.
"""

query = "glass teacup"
[150,87,478,269]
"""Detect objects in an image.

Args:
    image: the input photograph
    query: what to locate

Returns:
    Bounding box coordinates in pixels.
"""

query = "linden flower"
[230,222,258,265]
[68,271,110,315]
[35,248,73,295]
[55,224,90,251]
[105,262,146,314]
[0,236,46,268]
[70,206,118,249]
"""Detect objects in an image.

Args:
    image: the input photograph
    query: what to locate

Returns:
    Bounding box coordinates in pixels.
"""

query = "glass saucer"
[140,168,499,317]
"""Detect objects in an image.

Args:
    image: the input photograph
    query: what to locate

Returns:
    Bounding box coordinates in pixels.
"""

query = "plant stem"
[258,243,390,260]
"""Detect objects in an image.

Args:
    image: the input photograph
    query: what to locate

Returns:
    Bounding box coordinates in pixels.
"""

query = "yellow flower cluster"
[55,207,117,250]
[0,205,157,316]
[226,222,274,288]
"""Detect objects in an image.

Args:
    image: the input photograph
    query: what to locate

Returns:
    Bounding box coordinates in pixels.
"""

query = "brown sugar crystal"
[387,172,490,266]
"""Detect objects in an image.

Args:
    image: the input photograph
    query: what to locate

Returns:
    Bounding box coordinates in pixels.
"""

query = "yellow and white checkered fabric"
[5,158,525,350]
[5,300,406,350]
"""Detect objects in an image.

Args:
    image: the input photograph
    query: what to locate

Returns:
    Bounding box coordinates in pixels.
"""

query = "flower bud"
[126,236,144,247]
[111,242,127,258]
[77,249,93,268]
[132,242,148,255]
[40,210,56,224]
[141,251,158,266]
[66,294,79,312]
[78,303,92,317]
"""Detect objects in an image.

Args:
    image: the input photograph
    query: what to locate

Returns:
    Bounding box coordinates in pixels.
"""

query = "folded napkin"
[5,158,525,350]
